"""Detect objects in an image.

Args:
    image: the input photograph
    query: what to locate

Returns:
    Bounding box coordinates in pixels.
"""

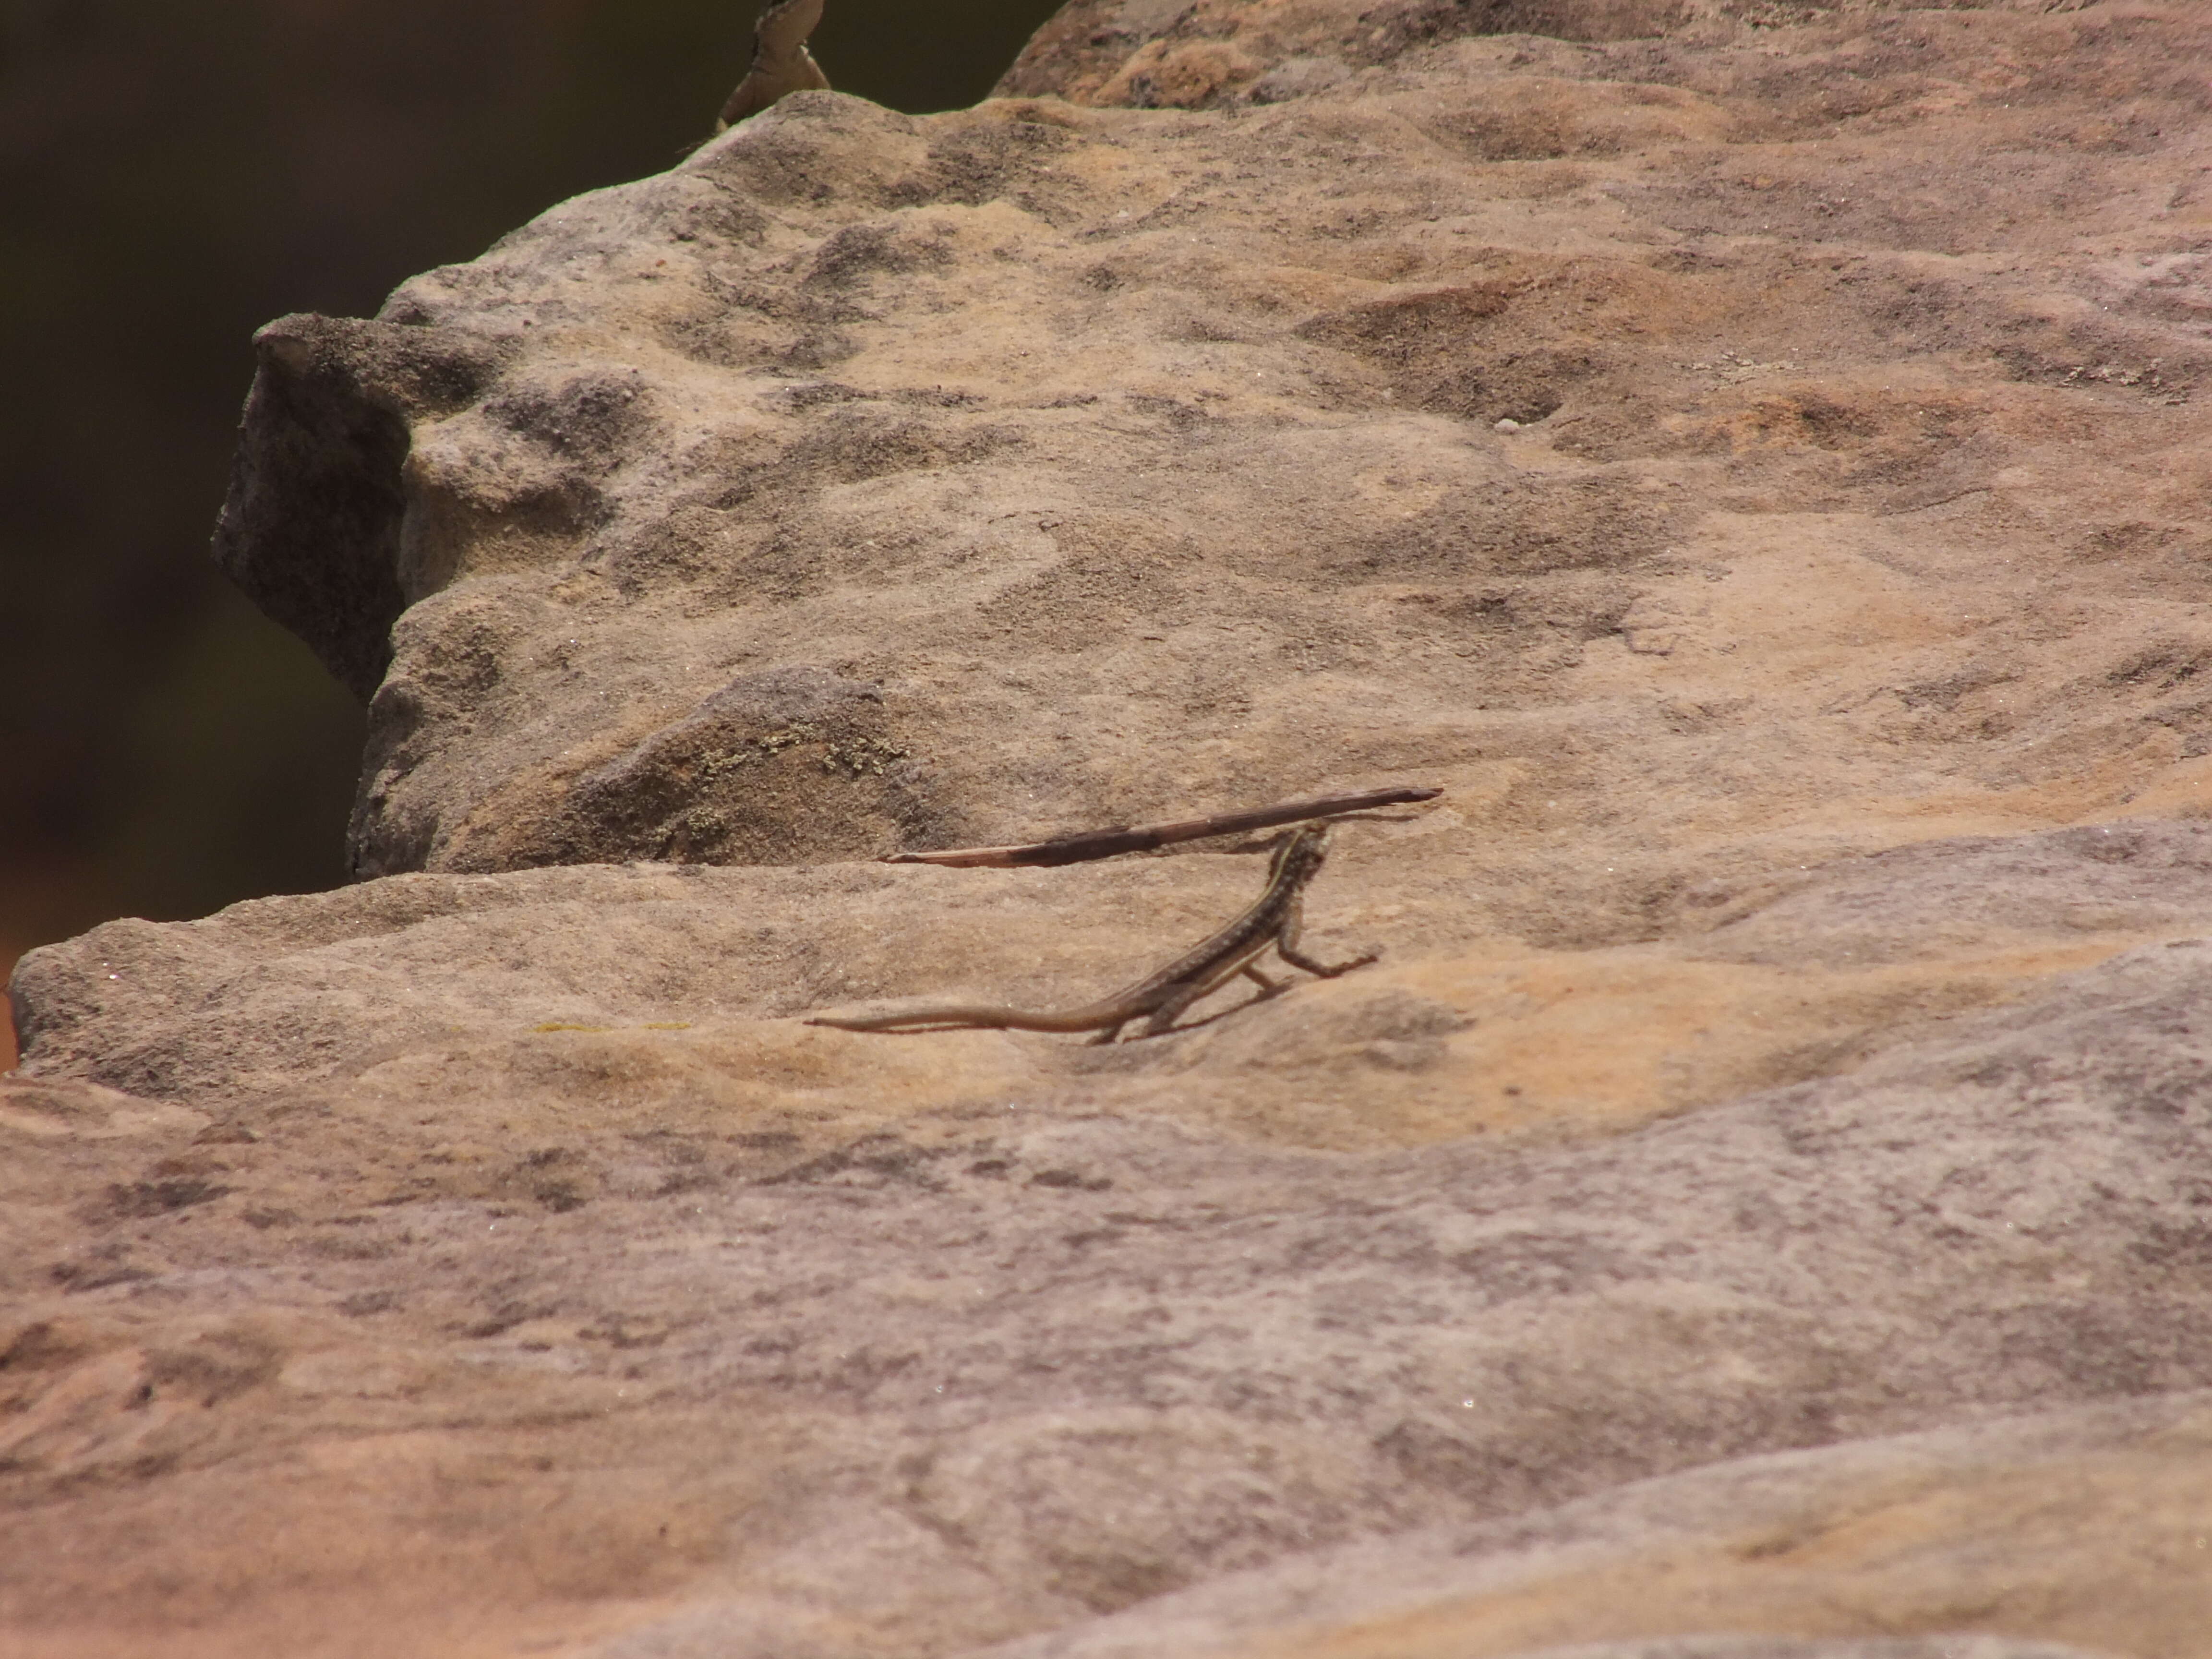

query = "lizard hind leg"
[1137,977,1218,1039]
[1136,960,1283,1040]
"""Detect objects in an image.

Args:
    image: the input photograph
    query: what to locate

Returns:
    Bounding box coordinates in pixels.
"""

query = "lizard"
[716,0,831,131]
[805,822,1376,1044]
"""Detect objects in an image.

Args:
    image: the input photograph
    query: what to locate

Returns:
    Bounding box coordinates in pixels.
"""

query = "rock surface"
[10,2,2212,1655]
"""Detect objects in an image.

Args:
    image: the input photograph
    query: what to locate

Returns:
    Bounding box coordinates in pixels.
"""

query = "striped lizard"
[805,823,1374,1043]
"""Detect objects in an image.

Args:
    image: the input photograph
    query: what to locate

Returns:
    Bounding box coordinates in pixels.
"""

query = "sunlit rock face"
[11,4,2212,1657]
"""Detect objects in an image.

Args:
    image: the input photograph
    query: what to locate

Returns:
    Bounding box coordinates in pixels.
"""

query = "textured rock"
[981,1389,2212,1658]
[12,1,2212,1655]
[213,0,2212,901]
[8,908,2212,1655]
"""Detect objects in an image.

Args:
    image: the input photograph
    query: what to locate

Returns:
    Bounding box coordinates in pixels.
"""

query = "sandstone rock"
[983,1388,2212,1658]
[12,1,2212,1654]
[9,906,2212,1654]
[215,1,2212,902]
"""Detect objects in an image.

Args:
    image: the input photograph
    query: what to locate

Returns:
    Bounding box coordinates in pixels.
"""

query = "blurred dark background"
[0,0,1066,1064]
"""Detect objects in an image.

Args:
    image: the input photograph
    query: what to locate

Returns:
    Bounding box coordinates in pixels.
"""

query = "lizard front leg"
[1275,906,1376,979]
[1241,963,1287,997]
[1278,942,1377,977]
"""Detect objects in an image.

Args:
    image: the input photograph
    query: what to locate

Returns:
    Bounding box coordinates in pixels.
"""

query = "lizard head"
[1268,821,1333,885]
